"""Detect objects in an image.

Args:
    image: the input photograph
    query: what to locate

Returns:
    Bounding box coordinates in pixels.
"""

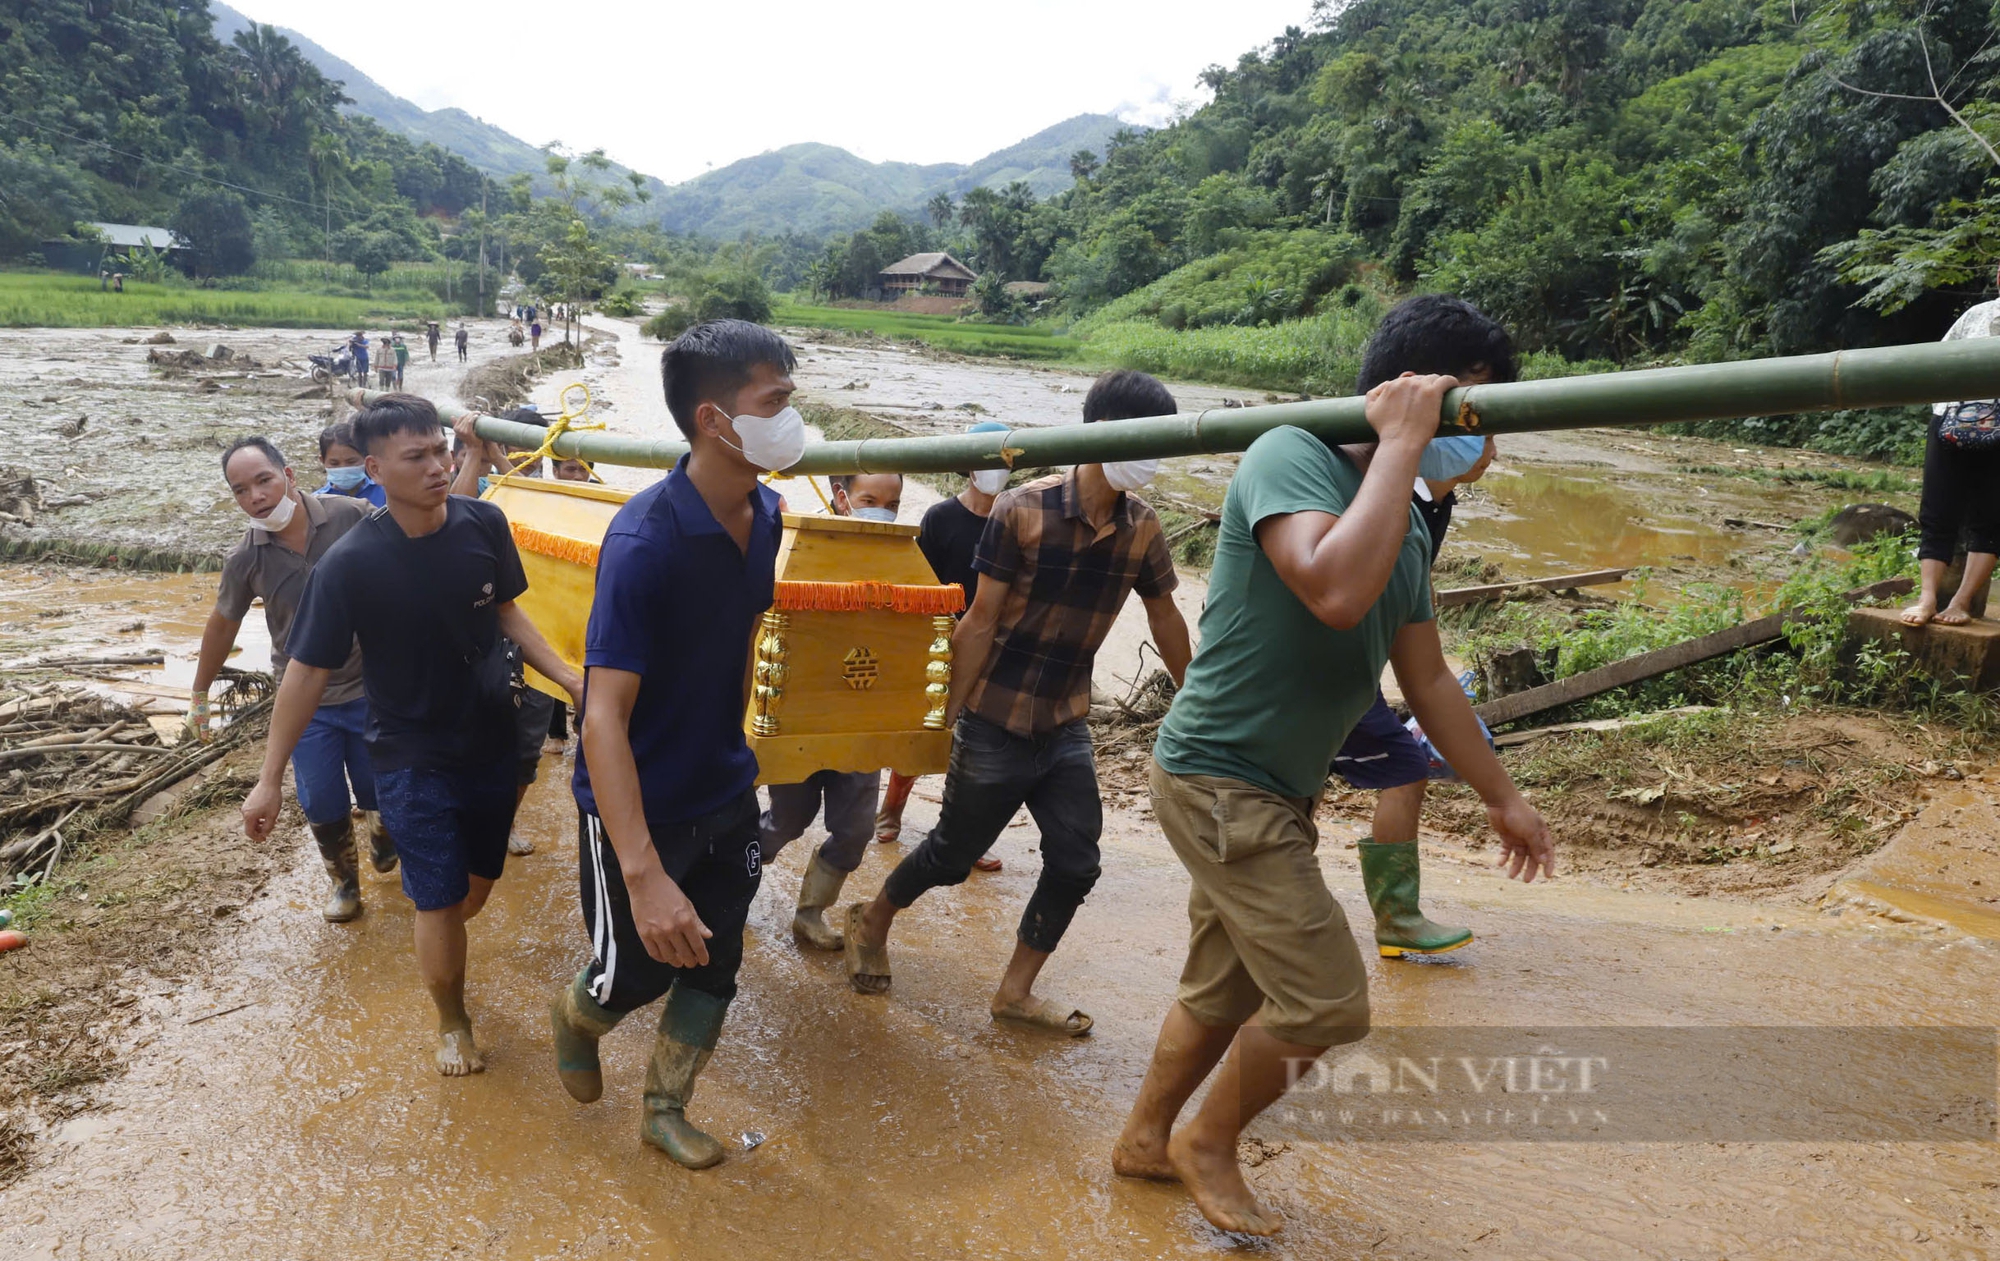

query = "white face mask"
[243,489,297,533]
[850,505,896,523]
[1101,459,1158,493]
[716,404,806,472]
[970,468,1010,495]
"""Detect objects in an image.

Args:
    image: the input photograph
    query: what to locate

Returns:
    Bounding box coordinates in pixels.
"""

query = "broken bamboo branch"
[1473,577,1915,727]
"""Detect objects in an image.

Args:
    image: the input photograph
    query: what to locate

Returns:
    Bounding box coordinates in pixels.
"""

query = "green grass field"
[772,299,1080,361]
[0,269,451,329]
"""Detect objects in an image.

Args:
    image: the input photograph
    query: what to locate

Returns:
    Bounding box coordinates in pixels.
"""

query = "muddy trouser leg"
[815,771,882,875]
[881,713,1034,909]
[578,791,764,1015]
[1015,719,1103,954]
[757,776,829,867]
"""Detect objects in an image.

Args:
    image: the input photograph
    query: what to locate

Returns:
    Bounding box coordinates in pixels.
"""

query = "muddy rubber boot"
[1357,839,1471,958]
[362,810,398,874]
[309,819,363,923]
[549,969,624,1103]
[640,985,729,1170]
[791,852,849,951]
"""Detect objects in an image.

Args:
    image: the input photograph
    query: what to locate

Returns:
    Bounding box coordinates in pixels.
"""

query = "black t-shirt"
[1415,489,1455,565]
[289,496,529,772]
[918,496,989,609]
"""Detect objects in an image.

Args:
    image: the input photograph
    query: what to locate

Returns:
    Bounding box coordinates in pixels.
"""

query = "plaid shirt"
[966,472,1178,736]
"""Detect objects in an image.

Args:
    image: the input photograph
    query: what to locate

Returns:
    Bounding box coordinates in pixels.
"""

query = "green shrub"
[1073,229,1366,332]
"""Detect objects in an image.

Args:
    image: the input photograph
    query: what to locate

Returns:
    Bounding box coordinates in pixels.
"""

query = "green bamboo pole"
[346,336,2000,475]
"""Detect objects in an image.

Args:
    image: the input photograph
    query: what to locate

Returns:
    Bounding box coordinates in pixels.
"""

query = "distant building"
[878,252,977,299]
[40,222,187,273]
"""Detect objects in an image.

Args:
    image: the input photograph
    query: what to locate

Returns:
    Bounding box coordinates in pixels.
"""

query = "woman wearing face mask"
[874,420,1014,862]
[315,421,388,508]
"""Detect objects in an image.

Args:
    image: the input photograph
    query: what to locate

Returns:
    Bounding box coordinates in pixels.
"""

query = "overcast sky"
[225,0,1318,183]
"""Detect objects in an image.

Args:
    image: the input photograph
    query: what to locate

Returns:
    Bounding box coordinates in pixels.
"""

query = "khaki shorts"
[1149,759,1369,1048]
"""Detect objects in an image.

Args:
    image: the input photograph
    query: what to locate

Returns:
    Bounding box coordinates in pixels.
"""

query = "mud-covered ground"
[0,322,528,559]
[1,320,1995,1258]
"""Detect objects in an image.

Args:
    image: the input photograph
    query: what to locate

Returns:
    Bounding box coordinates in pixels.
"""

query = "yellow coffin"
[484,475,957,785]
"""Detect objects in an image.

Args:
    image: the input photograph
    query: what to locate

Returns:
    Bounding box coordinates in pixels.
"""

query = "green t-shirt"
[1153,426,1434,799]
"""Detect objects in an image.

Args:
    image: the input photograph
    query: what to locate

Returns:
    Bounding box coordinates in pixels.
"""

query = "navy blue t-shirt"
[289,496,528,773]
[572,457,781,829]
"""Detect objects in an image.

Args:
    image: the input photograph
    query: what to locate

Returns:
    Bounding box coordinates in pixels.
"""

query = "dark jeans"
[578,790,762,1013]
[1919,411,2000,562]
[882,712,1102,954]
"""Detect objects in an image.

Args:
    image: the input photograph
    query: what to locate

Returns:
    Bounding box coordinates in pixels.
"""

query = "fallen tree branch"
[1474,578,1914,727]
[1435,568,1628,609]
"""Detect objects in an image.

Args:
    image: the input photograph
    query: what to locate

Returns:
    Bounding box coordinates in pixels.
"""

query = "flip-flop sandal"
[973,855,1002,872]
[844,903,892,995]
[993,1001,1093,1037]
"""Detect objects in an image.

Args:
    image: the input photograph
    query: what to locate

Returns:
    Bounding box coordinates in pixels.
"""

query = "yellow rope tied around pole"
[504,381,603,477]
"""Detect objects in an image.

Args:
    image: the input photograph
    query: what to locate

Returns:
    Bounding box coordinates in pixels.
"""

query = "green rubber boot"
[1357,839,1472,958]
[549,970,624,1103]
[640,985,729,1169]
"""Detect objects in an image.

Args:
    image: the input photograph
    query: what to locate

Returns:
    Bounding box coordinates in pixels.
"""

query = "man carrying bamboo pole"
[548,320,798,1169]
[843,370,1195,1036]
[1114,369,1555,1236]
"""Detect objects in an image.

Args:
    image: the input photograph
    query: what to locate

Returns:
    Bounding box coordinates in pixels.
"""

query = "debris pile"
[0,664,271,895]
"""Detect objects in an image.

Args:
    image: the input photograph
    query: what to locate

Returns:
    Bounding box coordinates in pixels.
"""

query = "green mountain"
[653,115,1137,238]
[208,3,669,203]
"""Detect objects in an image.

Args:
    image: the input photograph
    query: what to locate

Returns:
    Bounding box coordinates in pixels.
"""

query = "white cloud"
[223,0,1312,184]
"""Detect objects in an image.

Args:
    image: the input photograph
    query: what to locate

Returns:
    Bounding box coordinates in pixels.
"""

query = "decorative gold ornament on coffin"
[485,476,959,786]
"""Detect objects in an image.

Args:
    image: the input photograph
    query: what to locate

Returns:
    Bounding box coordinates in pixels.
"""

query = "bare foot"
[1111,1127,1179,1181]
[436,1028,486,1077]
[1936,605,1972,626]
[1167,1127,1280,1236]
[1901,599,1937,627]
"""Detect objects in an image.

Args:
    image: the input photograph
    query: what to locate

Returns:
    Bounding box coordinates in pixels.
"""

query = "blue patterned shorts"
[375,761,519,910]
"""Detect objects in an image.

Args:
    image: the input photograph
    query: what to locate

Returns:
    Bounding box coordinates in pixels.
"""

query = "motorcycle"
[307,343,355,383]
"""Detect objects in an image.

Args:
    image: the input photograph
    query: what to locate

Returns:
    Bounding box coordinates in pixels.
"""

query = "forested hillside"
[0,1,493,272]
[925,0,1997,369]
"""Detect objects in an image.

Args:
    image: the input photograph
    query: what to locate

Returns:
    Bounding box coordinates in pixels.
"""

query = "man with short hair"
[350,331,370,388]
[1329,294,1516,958]
[1112,370,1554,1237]
[760,470,905,951]
[454,323,469,364]
[241,394,582,1078]
[315,421,387,508]
[874,418,1010,866]
[426,320,441,362]
[393,335,410,389]
[843,370,1194,1037]
[193,436,391,922]
[547,320,797,1170]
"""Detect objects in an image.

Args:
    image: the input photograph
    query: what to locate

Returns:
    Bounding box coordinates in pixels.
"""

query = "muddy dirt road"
[5,742,1996,1258]
[0,322,525,557]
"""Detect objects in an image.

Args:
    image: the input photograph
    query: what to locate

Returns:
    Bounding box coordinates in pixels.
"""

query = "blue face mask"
[1418,435,1487,483]
[324,465,367,491]
[850,505,897,523]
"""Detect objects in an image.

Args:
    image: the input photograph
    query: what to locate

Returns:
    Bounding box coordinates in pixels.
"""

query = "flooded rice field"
[0,318,1990,1259]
